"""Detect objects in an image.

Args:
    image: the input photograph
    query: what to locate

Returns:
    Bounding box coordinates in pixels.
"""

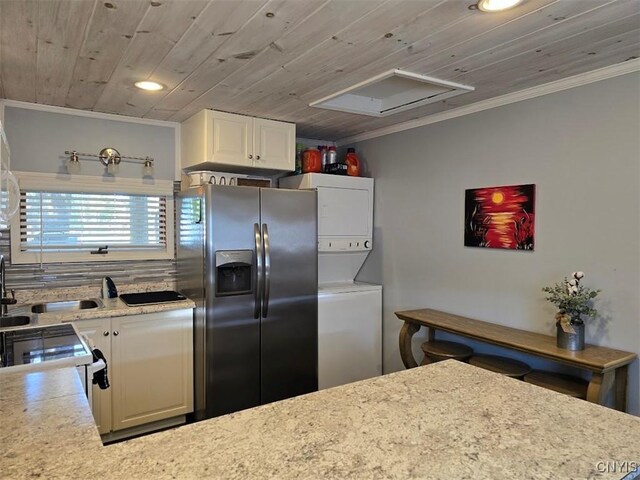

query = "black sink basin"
[0,315,31,328]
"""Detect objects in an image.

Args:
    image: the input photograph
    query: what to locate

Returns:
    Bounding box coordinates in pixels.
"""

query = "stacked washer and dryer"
[279,174,382,390]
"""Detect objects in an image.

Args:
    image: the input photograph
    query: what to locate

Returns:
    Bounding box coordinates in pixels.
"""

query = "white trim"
[336,59,640,146]
[174,124,182,182]
[0,99,179,128]
[13,171,174,195]
[10,248,175,265]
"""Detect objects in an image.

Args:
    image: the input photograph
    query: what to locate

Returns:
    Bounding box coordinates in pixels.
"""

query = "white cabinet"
[181,109,295,172]
[74,308,193,434]
[253,117,295,171]
[111,310,193,431]
[208,110,252,167]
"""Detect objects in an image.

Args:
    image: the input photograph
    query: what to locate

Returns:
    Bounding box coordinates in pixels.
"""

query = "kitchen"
[1,0,640,478]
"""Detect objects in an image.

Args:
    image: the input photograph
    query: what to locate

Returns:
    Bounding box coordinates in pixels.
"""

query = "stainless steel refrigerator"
[177,184,318,420]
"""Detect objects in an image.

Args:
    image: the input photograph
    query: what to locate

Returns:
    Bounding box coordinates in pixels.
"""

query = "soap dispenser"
[102,277,118,299]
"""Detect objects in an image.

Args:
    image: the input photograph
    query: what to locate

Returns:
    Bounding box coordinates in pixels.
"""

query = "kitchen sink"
[31,299,103,314]
[0,315,31,328]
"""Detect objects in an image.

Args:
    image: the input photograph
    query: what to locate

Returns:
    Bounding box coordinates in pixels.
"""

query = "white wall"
[353,72,640,415]
[3,105,176,180]
[0,103,178,290]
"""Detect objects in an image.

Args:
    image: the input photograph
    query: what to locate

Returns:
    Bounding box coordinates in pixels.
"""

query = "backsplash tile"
[0,229,177,292]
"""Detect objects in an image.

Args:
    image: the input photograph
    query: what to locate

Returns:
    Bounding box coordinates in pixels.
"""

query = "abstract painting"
[464,184,535,250]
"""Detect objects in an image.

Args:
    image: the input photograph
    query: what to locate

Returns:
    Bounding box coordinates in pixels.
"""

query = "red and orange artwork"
[464,184,535,250]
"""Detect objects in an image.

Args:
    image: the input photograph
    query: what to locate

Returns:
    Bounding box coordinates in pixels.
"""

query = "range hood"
[309,69,474,117]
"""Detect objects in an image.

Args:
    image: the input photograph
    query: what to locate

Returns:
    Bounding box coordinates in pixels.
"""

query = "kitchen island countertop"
[2,360,639,479]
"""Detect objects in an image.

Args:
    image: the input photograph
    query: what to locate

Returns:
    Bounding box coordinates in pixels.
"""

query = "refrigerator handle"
[261,223,271,318]
[254,223,263,319]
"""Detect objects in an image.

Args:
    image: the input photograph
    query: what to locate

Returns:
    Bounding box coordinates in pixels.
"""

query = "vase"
[556,319,585,351]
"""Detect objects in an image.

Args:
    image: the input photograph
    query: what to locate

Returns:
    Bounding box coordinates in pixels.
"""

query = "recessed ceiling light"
[134,80,164,91]
[476,0,523,12]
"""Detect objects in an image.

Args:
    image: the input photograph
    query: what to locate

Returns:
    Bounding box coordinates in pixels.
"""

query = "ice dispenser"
[215,250,253,296]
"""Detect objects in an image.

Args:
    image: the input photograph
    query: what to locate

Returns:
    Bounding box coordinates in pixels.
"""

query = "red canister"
[302,149,322,173]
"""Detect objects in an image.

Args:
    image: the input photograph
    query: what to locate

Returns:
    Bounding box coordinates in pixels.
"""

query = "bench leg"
[614,365,628,412]
[399,321,421,369]
[427,327,435,342]
[586,371,615,406]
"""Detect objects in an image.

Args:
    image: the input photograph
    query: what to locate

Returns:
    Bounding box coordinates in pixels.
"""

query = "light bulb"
[477,0,523,12]
[134,81,164,91]
[107,162,119,174]
[142,158,154,177]
[67,158,81,174]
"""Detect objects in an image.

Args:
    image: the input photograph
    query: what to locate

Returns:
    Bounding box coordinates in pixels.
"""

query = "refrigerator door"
[203,185,261,418]
[259,188,318,404]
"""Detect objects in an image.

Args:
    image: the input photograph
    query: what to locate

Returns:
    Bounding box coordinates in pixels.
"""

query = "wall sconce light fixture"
[64,147,155,177]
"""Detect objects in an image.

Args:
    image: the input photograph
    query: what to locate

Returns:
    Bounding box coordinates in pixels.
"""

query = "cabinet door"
[111,309,193,431]
[253,117,295,171]
[210,110,253,167]
[73,318,112,435]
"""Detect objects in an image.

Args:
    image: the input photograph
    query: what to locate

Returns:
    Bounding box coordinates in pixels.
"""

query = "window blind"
[19,191,167,254]
[0,191,7,230]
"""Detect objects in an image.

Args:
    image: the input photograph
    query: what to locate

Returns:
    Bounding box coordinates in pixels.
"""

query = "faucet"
[0,255,17,316]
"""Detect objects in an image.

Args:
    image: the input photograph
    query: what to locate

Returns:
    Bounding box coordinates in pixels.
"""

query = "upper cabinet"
[252,117,295,171]
[209,111,253,167]
[181,110,295,173]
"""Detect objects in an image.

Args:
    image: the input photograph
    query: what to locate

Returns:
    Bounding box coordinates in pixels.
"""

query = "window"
[10,173,174,264]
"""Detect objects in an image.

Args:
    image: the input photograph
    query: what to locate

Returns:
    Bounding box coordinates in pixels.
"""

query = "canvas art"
[464,184,535,250]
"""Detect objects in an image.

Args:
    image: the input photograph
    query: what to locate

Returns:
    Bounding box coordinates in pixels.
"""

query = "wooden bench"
[469,354,531,379]
[420,340,473,365]
[395,308,637,412]
[524,370,588,399]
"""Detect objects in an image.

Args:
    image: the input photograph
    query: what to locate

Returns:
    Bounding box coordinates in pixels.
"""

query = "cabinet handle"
[113,330,120,336]
[256,155,260,160]
[103,331,109,336]
[248,154,253,159]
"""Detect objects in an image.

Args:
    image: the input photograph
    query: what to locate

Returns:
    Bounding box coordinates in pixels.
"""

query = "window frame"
[10,172,175,264]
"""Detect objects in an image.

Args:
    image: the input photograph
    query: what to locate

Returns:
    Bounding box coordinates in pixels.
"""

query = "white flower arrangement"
[542,271,600,325]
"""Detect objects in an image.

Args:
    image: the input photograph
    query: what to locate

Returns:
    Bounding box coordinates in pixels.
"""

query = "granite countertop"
[2,360,639,479]
[2,281,195,326]
[6,296,195,326]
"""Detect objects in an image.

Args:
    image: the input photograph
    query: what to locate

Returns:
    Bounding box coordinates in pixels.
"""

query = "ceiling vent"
[309,69,474,117]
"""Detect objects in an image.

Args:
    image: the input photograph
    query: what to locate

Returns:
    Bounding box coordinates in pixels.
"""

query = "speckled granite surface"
[5,294,194,326]
[2,361,639,479]
[0,368,106,479]
[13,281,177,305]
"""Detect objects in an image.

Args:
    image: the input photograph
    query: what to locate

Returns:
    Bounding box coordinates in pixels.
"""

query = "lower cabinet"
[75,308,193,434]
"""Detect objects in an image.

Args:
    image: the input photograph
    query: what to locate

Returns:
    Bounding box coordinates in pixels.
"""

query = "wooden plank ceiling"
[1,0,638,140]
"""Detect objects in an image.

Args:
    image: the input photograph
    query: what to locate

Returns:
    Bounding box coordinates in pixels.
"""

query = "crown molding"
[336,59,640,146]
[0,99,179,128]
